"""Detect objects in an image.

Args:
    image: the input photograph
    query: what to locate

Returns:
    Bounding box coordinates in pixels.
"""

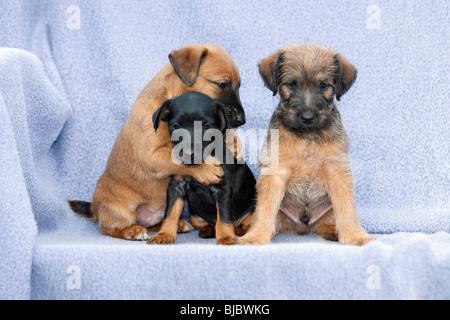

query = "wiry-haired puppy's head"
[259,43,357,133]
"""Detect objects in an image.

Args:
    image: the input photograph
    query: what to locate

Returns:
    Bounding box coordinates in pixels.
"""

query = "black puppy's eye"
[287,81,297,89]
[203,124,211,130]
[319,81,329,90]
[172,123,180,129]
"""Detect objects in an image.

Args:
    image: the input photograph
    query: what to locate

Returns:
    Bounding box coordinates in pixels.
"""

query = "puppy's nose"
[301,111,315,124]
[235,114,246,126]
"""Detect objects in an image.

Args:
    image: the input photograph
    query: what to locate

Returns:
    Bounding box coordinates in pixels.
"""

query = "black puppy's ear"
[333,53,357,101]
[259,50,284,96]
[152,100,171,132]
[216,102,231,133]
[169,45,207,87]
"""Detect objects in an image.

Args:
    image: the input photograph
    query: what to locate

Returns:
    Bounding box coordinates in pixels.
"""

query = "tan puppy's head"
[259,43,357,133]
[169,44,245,127]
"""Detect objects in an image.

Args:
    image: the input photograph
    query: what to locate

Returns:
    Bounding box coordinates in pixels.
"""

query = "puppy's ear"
[333,54,357,101]
[169,45,207,87]
[259,50,284,96]
[216,102,231,133]
[152,100,171,132]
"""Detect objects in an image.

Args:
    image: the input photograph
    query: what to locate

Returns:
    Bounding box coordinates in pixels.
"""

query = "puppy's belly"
[136,204,166,228]
[279,201,332,230]
[281,179,331,229]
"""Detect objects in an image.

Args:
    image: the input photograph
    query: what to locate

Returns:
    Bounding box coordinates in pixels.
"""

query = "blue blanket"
[0,0,448,300]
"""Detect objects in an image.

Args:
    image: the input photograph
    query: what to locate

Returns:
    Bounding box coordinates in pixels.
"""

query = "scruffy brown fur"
[72,44,244,241]
[239,43,374,246]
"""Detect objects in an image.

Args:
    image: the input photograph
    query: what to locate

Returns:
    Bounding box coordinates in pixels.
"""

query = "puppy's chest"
[284,178,328,207]
[281,144,329,178]
[281,143,331,206]
[187,177,224,197]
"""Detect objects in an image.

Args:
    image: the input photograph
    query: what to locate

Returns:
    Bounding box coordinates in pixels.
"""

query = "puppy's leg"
[191,215,216,239]
[238,172,289,245]
[92,174,150,241]
[314,209,338,241]
[148,220,193,233]
[148,198,185,244]
[148,178,186,245]
[234,213,253,236]
[95,203,149,241]
[326,163,374,246]
[215,195,236,245]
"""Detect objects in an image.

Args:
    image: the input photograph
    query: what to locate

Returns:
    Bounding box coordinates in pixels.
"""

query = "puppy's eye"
[217,82,227,89]
[286,81,297,89]
[203,124,211,130]
[171,123,180,130]
[319,82,329,90]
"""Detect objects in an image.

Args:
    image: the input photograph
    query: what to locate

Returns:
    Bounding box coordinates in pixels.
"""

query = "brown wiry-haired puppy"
[238,43,374,245]
[69,44,245,241]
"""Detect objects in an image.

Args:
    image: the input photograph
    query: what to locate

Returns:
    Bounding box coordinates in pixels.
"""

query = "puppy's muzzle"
[300,111,315,124]
[235,113,246,126]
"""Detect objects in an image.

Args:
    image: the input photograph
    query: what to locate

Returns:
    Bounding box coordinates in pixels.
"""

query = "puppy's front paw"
[237,233,271,245]
[199,225,216,239]
[177,220,194,233]
[193,156,224,185]
[121,225,150,241]
[217,236,236,245]
[148,232,175,245]
[338,229,374,246]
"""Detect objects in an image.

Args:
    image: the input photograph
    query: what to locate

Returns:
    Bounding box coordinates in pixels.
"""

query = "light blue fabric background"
[0,0,448,299]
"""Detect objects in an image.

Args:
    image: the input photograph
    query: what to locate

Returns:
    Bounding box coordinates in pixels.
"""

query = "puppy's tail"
[68,200,96,220]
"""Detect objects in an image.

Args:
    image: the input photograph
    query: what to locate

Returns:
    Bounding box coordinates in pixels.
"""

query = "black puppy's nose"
[235,113,246,126]
[301,111,315,124]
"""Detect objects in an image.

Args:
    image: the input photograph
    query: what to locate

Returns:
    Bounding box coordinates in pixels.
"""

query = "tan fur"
[148,198,186,245]
[239,44,373,246]
[89,44,242,240]
[215,204,237,245]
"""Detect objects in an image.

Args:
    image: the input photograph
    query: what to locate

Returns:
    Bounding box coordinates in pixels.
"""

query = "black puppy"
[148,92,256,245]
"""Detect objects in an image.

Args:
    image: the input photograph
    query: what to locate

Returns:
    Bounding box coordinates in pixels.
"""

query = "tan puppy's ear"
[152,100,171,132]
[169,46,207,87]
[333,54,357,101]
[259,50,284,96]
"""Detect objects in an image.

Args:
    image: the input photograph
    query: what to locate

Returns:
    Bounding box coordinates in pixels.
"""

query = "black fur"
[68,200,93,219]
[153,92,256,235]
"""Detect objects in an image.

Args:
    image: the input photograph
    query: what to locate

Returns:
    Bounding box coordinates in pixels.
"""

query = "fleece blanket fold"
[0,0,448,299]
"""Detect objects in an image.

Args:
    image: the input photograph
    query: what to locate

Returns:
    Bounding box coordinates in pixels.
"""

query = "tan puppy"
[239,43,374,246]
[69,44,245,241]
